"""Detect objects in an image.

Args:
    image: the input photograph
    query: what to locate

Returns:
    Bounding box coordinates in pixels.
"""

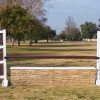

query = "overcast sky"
[46,0,100,33]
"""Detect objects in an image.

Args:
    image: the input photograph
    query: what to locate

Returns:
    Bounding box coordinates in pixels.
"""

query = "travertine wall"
[10,67,96,85]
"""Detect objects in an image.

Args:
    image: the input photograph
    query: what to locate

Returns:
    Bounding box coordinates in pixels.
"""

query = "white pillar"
[2,29,8,87]
[96,31,100,86]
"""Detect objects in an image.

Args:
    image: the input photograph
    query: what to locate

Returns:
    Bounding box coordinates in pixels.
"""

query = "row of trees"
[59,16,97,41]
[0,0,47,18]
[0,1,56,46]
[0,1,98,44]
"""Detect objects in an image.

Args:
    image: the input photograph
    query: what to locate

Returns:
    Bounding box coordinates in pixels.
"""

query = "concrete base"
[96,80,100,86]
[2,80,8,87]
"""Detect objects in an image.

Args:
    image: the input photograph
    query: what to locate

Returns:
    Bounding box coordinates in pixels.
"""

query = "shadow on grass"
[7,48,96,53]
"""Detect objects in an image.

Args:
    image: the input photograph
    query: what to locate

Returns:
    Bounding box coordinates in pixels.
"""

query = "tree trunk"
[47,38,48,43]
[35,40,38,43]
[11,38,14,46]
[29,37,32,46]
[51,37,52,41]
[18,38,21,46]
[23,38,26,43]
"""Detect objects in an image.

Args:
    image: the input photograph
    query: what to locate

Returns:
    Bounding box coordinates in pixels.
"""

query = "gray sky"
[46,0,100,33]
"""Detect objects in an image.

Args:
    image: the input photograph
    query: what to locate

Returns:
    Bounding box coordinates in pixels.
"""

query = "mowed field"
[0,85,100,100]
[1,41,100,100]
[7,41,96,67]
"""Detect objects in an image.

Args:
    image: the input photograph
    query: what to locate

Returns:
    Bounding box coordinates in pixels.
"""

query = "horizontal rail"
[0,75,4,79]
[0,61,4,64]
[10,67,96,70]
[0,46,3,49]
[0,30,3,33]
[5,55,99,60]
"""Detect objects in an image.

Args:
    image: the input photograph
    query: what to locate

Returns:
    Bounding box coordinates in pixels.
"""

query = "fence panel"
[0,29,8,87]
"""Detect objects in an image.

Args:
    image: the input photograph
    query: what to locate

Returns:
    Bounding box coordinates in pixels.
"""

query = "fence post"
[1,29,8,87]
[96,31,100,86]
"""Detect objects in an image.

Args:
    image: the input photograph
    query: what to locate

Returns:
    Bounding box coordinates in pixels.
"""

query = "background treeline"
[58,16,98,41]
[0,0,99,46]
[0,0,56,46]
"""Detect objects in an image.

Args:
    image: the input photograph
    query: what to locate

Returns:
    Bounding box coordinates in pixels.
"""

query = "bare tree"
[23,0,45,17]
[65,16,77,34]
[0,0,15,4]
[64,16,81,41]
[0,0,48,18]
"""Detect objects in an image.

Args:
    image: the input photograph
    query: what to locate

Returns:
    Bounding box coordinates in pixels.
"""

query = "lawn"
[7,41,96,67]
[0,85,100,100]
[0,41,99,100]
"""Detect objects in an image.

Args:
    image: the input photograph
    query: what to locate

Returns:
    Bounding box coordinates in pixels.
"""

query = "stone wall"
[10,67,96,85]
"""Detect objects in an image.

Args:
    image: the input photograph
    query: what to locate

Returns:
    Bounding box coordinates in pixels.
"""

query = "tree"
[0,4,47,46]
[24,15,45,45]
[59,31,67,41]
[0,0,49,20]
[80,22,97,40]
[0,4,31,46]
[64,16,82,41]
[43,26,50,43]
[98,19,100,28]
[49,29,56,41]
[22,0,46,17]
[43,26,56,43]
[31,19,45,44]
